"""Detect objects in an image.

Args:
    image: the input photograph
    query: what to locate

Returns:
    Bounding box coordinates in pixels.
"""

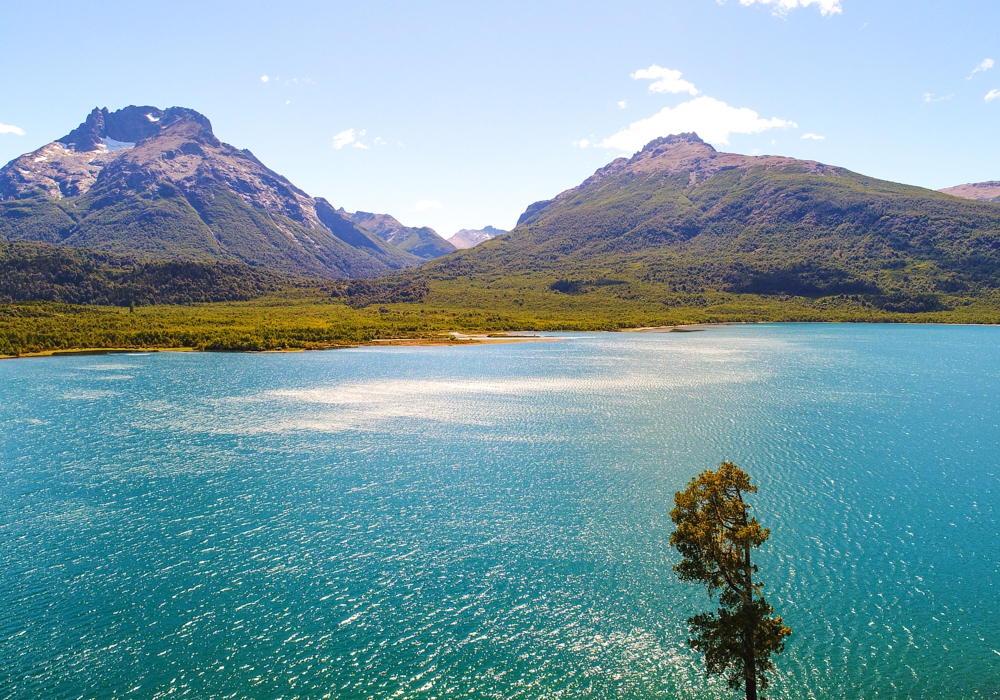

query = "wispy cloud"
[572,138,592,148]
[967,58,994,80]
[733,0,842,16]
[260,74,269,83]
[801,133,825,140]
[414,199,443,212]
[618,100,627,109]
[596,95,795,151]
[333,128,372,149]
[0,123,25,136]
[632,65,698,95]
[922,92,954,103]
[986,89,1000,103]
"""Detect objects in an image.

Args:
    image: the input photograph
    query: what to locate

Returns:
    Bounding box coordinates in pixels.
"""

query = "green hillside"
[410,134,1000,315]
[0,242,286,306]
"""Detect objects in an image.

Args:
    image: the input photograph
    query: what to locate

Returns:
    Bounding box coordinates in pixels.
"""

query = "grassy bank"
[3,280,1000,358]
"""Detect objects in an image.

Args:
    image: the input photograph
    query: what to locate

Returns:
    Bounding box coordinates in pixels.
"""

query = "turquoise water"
[1,325,998,699]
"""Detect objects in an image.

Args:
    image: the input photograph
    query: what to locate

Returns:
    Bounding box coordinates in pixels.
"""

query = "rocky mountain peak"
[60,106,217,152]
[638,132,713,154]
[0,105,422,277]
[448,226,506,249]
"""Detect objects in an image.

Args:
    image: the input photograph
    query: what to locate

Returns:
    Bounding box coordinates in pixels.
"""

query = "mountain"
[448,225,506,249]
[939,181,1000,203]
[0,106,421,278]
[345,210,456,259]
[420,133,1000,308]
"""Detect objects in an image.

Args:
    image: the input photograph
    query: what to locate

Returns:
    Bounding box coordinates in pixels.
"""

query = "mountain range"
[343,210,456,259]
[3,106,1000,315]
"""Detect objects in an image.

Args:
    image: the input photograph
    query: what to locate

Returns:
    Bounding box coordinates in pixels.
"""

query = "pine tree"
[670,462,791,700]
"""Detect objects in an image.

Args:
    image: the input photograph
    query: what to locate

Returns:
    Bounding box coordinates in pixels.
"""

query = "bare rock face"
[0,107,213,200]
[939,181,1000,203]
[448,226,505,249]
[0,106,420,277]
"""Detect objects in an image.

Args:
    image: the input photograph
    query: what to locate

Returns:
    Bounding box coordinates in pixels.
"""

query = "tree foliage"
[670,462,791,700]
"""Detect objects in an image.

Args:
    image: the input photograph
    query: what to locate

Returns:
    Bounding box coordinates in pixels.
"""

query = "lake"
[1,325,998,699]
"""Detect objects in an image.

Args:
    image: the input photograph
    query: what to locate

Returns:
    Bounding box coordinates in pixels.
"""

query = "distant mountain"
[939,181,1000,203]
[448,226,506,249]
[0,106,421,278]
[345,210,455,259]
[422,133,1000,307]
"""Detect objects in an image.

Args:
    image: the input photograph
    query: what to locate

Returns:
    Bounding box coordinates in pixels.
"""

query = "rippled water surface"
[2,325,999,699]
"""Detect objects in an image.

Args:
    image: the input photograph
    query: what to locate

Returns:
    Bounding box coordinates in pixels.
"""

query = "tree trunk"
[744,654,758,700]
[743,539,757,700]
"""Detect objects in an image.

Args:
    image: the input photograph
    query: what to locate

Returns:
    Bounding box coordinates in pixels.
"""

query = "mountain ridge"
[344,210,456,259]
[939,181,1000,203]
[415,132,1000,310]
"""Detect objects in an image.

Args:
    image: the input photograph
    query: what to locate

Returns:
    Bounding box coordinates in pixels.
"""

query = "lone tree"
[670,462,791,700]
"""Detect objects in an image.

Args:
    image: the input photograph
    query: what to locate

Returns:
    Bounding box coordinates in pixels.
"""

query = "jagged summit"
[60,106,217,152]
[0,105,421,277]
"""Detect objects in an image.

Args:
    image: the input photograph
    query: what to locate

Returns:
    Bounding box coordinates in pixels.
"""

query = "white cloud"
[618,100,627,109]
[597,95,795,151]
[801,132,825,140]
[572,138,592,148]
[351,129,370,148]
[333,129,356,149]
[260,74,269,83]
[986,89,1000,102]
[968,58,994,80]
[735,0,842,16]
[374,136,386,146]
[632,65,698,95]
[414,199,443,212]
[0,123,25,136]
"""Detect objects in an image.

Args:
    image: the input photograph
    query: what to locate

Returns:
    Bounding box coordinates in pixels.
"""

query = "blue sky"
[1,0,998,235]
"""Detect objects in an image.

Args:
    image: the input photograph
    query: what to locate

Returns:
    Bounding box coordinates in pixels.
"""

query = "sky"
[1,0,998,235]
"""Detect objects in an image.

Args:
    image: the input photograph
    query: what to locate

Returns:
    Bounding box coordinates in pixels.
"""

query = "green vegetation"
[412,157,1000,315]
[0,242,286,306]
[671,463,791,700]
[3,279,1000,358]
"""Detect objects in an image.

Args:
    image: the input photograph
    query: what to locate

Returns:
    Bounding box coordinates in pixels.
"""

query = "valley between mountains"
[2,105,1000,356]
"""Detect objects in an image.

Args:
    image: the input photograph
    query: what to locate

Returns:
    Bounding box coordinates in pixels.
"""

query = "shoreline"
[5,320,1000,361]
[0,332,562,361]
